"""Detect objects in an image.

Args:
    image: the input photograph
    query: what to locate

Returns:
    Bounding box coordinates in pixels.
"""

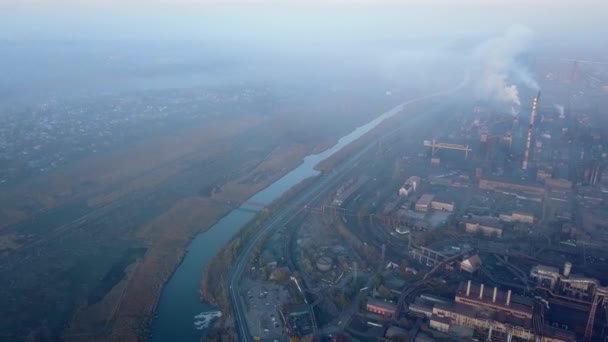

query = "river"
[149,96,425,341]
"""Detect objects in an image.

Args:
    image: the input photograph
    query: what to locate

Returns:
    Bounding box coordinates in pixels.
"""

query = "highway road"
[227,76,469,341]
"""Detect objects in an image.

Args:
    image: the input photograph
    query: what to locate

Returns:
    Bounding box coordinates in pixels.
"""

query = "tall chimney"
[523,91,541,170]
[479,283,485,299]
[466,280,471,296]
[506,289,512,306]
[563,262,572,278]
[493,287,498,303]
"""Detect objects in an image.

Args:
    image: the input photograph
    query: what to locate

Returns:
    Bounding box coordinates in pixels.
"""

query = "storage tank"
[563,261,572,278]
[316,256,333,272]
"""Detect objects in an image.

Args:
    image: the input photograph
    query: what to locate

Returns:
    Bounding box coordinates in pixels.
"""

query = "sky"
[1,0,605,107]
[1,0,604,7]
[0,0,605,41]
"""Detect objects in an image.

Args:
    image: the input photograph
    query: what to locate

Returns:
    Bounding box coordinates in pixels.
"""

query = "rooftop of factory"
[416,194,435,206]
[367,298,397,311]
[424,241,473,257]
[418,293,453,305]
[461,215,503,229]
[478,178,546,198]
[435,302,533,329]
[461,254,482,273]
[455,282,534,318]
[531,264,560,277]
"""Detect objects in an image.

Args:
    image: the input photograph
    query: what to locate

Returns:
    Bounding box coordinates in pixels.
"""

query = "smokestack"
[479,283,485,299]
[563,262,572,278]
[466,280,471,296]
[523,91,541,170]
[493,287,498,303]
[506,289,512,306]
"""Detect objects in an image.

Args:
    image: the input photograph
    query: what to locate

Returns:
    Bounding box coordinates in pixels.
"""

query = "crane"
[423,139,472,159]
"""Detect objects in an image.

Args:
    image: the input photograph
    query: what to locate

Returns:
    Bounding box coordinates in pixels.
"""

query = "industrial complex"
[227,59,608,342]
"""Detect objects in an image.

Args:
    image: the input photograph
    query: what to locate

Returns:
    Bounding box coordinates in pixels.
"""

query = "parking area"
[242,280,290,341]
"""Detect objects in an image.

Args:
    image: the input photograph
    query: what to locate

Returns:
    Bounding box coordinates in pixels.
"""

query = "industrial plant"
[225,57,608,342]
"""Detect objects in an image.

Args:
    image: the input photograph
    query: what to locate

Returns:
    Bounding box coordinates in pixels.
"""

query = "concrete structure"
[511,211,535,224]
[529,262,608,300]
[544,178,573,190]
[523,91,540,170]
[399,184,412,197]
[399,176,420,197]
[537,168,552,181]
[479,178,545,199]
[455,281,533,320]
[431,198,455,212]
[316,256,333,272]
[408,303,433,318]
[460,254,482,273]
[563,262,572,278]
[529,262,608,340]
[424,280,575,342]
[423,139,472,159]
[530,265,560,289]
[429,314,450,332]
[366,299,396,318]
[463,217,503,238]
[415,194,434,212]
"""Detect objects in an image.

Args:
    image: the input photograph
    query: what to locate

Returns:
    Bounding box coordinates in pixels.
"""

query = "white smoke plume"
[472,25,538,113]
[554,104,565,118]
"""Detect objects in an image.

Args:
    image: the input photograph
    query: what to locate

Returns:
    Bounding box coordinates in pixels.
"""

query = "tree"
[270,268,288,282]
[339,291,349,308]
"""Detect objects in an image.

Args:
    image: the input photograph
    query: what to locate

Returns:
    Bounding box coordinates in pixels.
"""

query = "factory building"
[500,211,535,224]
[511,211,535,224]
[460,254,482,273]
[529,262,608,341]
[408,294,452,319]
[399,176,420,197]
[366,299,397,317]
[455,281,533,320]
[530,265,561,289]
[415,194,434,212]
[399,184,413,197]
[463,217,503,238]
[478,178,545,200]
[408,303,433,318]
[530,261,608,301]
[544,178,573,190]
[431,198,455,212]
[425,281,575,342]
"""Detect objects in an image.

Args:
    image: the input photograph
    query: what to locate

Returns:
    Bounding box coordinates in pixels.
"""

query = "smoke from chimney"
[473,25,538,114]
[555,104,565,118]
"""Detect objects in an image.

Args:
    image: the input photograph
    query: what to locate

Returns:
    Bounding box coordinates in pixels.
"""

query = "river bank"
[199,176,318,340]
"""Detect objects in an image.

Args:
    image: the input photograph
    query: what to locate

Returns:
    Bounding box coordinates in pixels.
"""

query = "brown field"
[64,197,229,341]
[0,115,263,231]
[0,85,399,341]
[59,144,323,340]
